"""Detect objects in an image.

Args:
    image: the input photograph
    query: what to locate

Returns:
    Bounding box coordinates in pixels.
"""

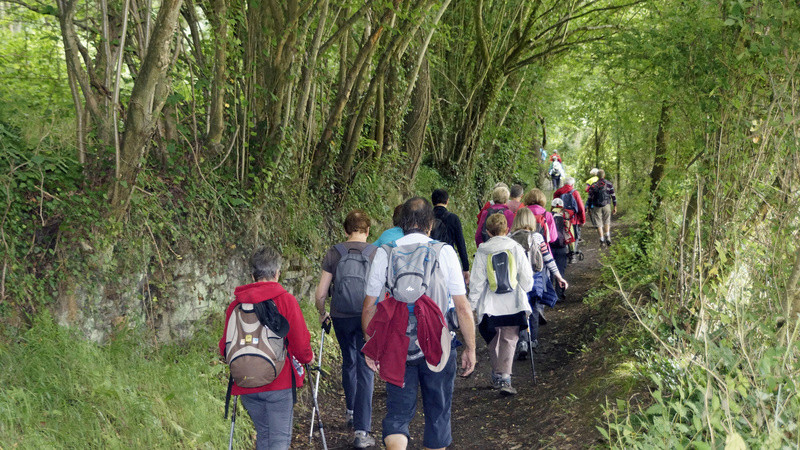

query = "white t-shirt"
[366,233,467,299]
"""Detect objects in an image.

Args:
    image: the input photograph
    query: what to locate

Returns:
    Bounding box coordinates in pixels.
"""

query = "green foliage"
[0,312,244,448]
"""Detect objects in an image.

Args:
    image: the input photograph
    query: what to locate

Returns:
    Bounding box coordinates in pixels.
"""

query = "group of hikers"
[220,165,619,450]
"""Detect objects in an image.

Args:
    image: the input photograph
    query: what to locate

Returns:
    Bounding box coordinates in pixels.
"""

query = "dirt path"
[295,223,627,449]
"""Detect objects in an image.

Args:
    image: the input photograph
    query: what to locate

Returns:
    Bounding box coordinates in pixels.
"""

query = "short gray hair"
[250,246,282,281]
[565,177,575,186]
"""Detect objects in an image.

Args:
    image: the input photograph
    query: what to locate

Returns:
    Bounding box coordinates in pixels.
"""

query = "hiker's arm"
[361,295,377,336]
[314,270,333,324]
[453,294,476,377]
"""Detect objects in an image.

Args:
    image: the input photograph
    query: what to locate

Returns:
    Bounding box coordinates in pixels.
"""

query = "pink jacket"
[525,204,558,244]
[475,204,516,246]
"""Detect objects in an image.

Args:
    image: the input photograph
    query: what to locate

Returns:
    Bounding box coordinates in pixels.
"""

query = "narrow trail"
[296,222,628,449]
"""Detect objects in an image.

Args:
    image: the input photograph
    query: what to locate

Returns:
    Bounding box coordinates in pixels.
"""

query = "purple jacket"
[524,204,558,244]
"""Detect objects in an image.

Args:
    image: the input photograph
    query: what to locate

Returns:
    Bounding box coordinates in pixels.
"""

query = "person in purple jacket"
[475,186,516,247]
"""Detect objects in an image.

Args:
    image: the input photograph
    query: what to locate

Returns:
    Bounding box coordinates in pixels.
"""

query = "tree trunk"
[645,103,670,224]
[206,0,228,150]
[404,55,431,186]
[110,0,184,219]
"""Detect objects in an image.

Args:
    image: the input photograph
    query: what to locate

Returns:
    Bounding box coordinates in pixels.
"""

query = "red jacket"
[553,184,586,226]
[219,281,313,396]
[362,295,447,387]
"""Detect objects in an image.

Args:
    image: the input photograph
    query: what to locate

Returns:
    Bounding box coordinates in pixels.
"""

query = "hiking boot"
[345,410,354,429]
[516,339,529,361]
[499,379,517,396]
[353,431,375,448]
[606,238,612,247]
[568,254,575,264]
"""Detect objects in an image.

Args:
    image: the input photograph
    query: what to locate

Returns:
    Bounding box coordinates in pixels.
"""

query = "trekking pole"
[227,395,238,450]
[527,317,537,385]
[309,319,331,449]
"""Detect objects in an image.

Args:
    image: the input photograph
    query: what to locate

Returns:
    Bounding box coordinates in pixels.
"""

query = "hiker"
[508,184,524,211]
[476,182,509,221]
[508,208,568,358]
[549,159,565,190]
[374,204,404,247]
[315,210,377,448]
[549,199,572,301]
[521,188,558,248]
[585,168,600,229]
[553,177,586,260]
[588,169,617,246]
[431,189,471,286]
[469,213,533,396]
[220,246,313,450]
[362,197,476,450]
[549,150,562,163]
[475,186,516,247]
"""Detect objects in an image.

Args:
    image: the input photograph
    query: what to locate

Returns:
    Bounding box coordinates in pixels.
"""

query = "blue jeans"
[332,316,374,432]
[240,388,294,450]
[382,347,457,449]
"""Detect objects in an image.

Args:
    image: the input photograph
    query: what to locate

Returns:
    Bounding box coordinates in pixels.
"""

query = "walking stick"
[227,395,238,450]
[528,316,537,385]
[309,319,331,449]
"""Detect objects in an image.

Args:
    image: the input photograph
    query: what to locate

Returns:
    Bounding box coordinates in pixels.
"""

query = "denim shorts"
[382,347,457,449]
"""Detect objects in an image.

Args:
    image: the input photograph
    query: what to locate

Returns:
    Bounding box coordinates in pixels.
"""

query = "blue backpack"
[560,189,578,212]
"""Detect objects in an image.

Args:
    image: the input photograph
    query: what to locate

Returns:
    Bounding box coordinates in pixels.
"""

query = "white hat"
[590,168,599,175]
[551,198,564,208]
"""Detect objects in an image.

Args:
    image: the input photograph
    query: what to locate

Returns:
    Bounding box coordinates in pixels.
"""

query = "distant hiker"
[469,213,533,396]
[588,169,617,246]
[539,148,547,161]
[585,168,599,229]
[314,210,377,448]
[553,177,586,260]
[432,189,471,286]
[549,151,562,163]
[362,197,476,450]
[549,159,565,190]
[220,246,313,450]
[549,199,572,301]
[373,204,404,247]
[475,186,516,247]
[476,181,509,221]
[508,208,568,359]
[521,188,558,247]
[508,184,524,211]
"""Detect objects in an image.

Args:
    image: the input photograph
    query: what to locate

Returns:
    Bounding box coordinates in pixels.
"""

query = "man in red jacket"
[554,177,586,260]
[220,246,313,450]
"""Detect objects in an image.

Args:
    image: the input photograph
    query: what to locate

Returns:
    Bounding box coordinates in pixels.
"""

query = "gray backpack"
[224,302,287,388]
[382,241,450,361]
[509,229,545,273]
[331,243,376,315]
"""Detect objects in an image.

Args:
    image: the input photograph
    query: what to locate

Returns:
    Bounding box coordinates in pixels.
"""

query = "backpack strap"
[334,243,348,257]
[361,243,377,258]
[224,374,234,419]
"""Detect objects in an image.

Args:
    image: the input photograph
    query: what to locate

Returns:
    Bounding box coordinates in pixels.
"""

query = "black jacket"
[433,205,469,272]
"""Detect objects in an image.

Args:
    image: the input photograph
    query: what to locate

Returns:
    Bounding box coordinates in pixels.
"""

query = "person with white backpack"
[469,213,534,395]
[315,209,377,448]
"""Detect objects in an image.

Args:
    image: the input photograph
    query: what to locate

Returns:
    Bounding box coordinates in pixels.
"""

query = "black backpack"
[480,206,507,243]
[590,180,611,207]
[551,214,569,249]
[430,213,453,244]
[331,244,376,315]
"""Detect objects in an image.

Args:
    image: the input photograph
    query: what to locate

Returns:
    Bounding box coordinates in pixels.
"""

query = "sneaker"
[345,410,354,429]
[491,372,503,389]
[353,431,376,448]
[516,339,529,361]
[499,379,517,396]
[568,254,575,264]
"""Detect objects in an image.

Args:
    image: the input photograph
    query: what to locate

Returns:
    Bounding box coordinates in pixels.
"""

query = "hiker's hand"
[558,277,569,290]
[463,271,470,287]
[613,206,617,215]
[459,348,476,377]
[318,312,330,325]
[365,355,379,373]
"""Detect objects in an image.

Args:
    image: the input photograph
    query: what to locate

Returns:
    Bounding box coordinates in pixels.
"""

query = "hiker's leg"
[495,326,520,376]
[383,364,418,449]
[352,320,375,433]
[240,389,293,450]
[332,317,357,413]
[553,249,568,298]
[488,330,501,374]
[419,347,457,450]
